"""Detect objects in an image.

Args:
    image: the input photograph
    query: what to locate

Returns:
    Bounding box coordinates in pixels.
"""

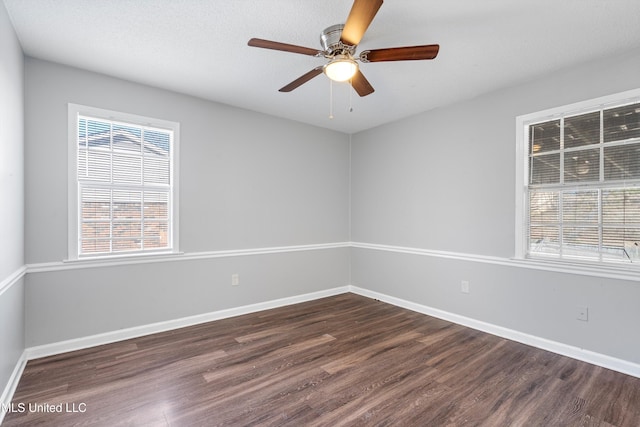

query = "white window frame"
[516,88,640,270]
[68,104,180,261]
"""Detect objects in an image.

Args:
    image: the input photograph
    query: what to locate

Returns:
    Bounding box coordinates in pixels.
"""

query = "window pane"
[113,239,142,252]
[564,148,599,183]
[113,191,142,220]
[602,189,640,224]
[81,188,111,220]
[78,118,88,149]
[529,191,558,223]
[144,222,168,249]
[81,239,110,254]
[82,222,110,239]
[602,227,640,263]
[529,226,559,255]
[86,120,111,149]
[113,124,142,153]
[144,130,171,155]
[85,151,111,182]
[114,221,139,236]
[112,221,143,252]
[604,143,640,181]
[144,191,168,219]
[529,119,560,154]
[78,149,87,177]
[564,111,600,149]
[530,153,560,185]
[144,156,170,184]
[562,227,600,259]
[603,103,640,143]
[562,190,598,224]
[112,154,142,184]
[143,238,167,249]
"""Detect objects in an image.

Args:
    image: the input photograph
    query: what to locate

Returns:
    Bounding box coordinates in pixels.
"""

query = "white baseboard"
[349,286,640,379]
[25,286,350,361]
[0,350,28,425]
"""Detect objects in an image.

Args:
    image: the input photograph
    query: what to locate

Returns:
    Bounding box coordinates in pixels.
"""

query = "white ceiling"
[5,0,640,134]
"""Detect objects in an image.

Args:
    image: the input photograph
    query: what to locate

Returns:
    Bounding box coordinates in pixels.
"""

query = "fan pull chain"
[349,79,353,112]
[329,79,334,119]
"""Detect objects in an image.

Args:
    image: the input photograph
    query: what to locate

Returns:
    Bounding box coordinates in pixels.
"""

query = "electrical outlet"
[232,274,239,286]
[461,280,470,294]
[577,306,588,321]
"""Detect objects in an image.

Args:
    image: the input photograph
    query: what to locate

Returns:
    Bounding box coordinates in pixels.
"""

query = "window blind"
[527,101,640,263]
[77,116,173,256]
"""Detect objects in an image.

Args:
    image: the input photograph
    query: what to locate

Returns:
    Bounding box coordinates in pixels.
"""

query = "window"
[68,104,179,259]
[516,89,640,266]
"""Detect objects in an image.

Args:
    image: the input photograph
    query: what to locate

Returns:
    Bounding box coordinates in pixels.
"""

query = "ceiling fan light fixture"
[248,0,439,97]
[324,55,358,82]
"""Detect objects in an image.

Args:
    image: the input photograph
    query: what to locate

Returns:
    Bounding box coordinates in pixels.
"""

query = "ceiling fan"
[247,0,439,97]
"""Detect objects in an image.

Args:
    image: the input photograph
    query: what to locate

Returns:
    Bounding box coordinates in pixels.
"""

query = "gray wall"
[0,278,24,396]
[25,59,350,261]
[24,58,350,346]
[12,27,640,375]
[0,0,25,397]
[26,249,348,345]
[351,48,640,363]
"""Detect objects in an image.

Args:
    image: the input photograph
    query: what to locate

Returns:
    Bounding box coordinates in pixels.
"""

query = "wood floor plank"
[4,293,640,426]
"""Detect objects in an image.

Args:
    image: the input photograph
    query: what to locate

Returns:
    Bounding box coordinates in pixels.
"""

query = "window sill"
[510,256,640,281]
[65,251,184,266]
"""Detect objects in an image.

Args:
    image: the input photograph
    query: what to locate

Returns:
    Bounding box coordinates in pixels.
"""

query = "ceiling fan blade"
[279,66,324,92]
[351,69,375,97]
[248,38,322,56]
[340,0,384,47]
[360,44,440,62]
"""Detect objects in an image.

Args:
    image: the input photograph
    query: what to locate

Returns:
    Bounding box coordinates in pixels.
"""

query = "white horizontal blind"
[526,100,640,264]
[77,115,173,256]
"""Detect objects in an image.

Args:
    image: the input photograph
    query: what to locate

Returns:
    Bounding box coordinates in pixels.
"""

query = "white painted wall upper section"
[24,59,350,264]
[0,0,24,280]
[351,47,640,258]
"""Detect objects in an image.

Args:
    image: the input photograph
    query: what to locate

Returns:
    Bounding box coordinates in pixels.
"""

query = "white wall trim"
[351,242,640,282]
[0,351,27,425]
[26,242,351,273]
[349,285,640,379]
[26,241,640,280]
[352,241,508,265]
[0,266,26,298]
[24,286,349,360]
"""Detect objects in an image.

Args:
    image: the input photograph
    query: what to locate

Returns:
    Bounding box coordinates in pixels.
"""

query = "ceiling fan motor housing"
[320,24,354,56]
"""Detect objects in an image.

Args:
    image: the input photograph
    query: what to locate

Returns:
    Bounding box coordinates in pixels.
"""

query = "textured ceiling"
[5,0,640,134]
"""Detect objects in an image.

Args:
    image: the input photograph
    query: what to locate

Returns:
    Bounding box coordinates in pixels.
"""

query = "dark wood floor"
[4,293,640,426]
